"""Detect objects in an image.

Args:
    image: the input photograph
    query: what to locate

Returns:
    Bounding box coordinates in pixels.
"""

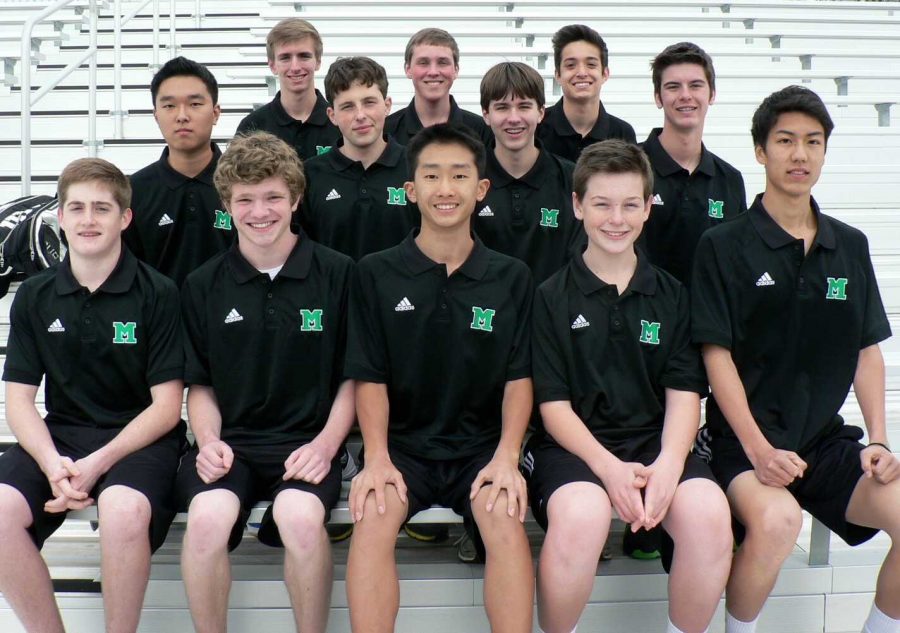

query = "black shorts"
[176,442,343,550]
[523,433,716,572]
[0,423,185,551]
[704,424,877,546]
[390,447,496,561]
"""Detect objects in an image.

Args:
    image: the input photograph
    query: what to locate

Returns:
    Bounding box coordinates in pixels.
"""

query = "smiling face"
[756,111,825,201]
[58,180,131,259]
[327,80,392,152]
[483,93,544,153]
[555,40,608,103]
[153,75,220,154]
[574,170,651,257]
[269,37,321,97]
[405,44,459,103]
[655,62,714,133]
[228,176,299,255]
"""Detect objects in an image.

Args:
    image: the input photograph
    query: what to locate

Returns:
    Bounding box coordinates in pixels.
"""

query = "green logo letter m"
[386,187,407,206]
[316,145,332,155]
[639,320,661,345]
[540,207,560,228]
[708,199,724,219]
[213,210,232,231]
[112,321,137,344]
[826,277,848,301]
[300,308,323,332]
[470,307,496,332]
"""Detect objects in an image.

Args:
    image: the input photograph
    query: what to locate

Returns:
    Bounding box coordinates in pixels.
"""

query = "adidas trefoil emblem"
[651,193,664,205]
[224,308,244,324]
[325,189,341,201]
[478,205,494,217]
[755,272,775,287]
[394,297,415,312]
[571,314,590,329]
[158,213,174,226]
[47,318,65,333]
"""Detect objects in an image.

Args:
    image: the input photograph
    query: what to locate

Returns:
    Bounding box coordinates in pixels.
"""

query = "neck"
[414,95,452,127]
[761,189,817,235]
[658,125,704,173]
[561,96,600,135]
[69,241,122,292]
[339,136,387,169]
[581,244,637,294]
[279,88,318,121]
[494,143,540,180]
[415,223,473,275]
[239,232,299,271]
[167,143,213,179]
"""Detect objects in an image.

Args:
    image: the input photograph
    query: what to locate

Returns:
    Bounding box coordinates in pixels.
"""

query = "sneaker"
[622,525,661,560]
[327,523,353,542]
[455,533,483,563]
[341,446,359,480]
[403,523,450,543]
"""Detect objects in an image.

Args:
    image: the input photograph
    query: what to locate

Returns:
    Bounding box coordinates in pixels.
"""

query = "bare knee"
[744,502,802,557]
[351,493,404,549]
[669,482,733,558]
[472,491,528,549]
[272,492,327,554]
[98,486,151,543]
[0,485,34,535]
[544,485,611,560]
[184,492,240,555]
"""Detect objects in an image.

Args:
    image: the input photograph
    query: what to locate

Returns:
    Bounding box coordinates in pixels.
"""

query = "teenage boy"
[524,139,731,633]
[692,86,900,633]
[345,124,534,633]
[177,132,355,633]
[236,18,339,159]
[477,61,583,284]
[640,41,746,286]
[537,24,636,163]
[386,28,492,146]
[0,158,185,633]
[126,56,232,287]
[302,56,415,262]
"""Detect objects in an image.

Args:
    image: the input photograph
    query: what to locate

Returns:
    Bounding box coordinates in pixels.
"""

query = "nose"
[609,204,625,224]
[176,104,189,121]
[791,141,808,161]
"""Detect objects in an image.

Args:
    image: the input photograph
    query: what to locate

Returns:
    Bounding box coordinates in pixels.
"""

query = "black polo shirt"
[235,90,340,160]
[181,233,353,447]
[386,95,493,146]
[3,247,183,429]
[301,137,416,261]
[533,252,706,448]
[537,99,637,163]
[691,194,891,454]
[125,143,234,288]
[640,128,747,286]
[474,144,583,284]
[345,231,533,460]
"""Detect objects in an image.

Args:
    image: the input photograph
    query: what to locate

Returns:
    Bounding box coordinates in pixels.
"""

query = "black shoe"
[403,523,450,543]
[623,525,661,560]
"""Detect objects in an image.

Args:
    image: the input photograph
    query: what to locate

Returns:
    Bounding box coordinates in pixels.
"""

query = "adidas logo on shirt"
[394,297,415,312]
[651,193,664,205]
[158,213,174,226]
[47,318,65,333]
[478,206,494,217]
[325,189,341,201]
[224,308,244,324]
[571,314,590,329]
[755,272,775,287]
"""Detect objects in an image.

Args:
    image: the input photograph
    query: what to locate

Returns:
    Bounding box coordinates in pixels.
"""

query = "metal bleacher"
[1,0,899,631]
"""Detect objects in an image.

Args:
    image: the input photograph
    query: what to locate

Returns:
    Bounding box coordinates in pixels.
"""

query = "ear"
[404,180,417,204]
[572,191,584,221]
[642,196,652,222]
[404,64,413,80]
[709,88,716,106]
[327,106,337,127]
[755,143,767,166]
[120,207,133,231]
[268,59,277,75]
[654,91,663,109]
[475,178,490,202]
[384,95,393,116]
[537,106,546,124]
[212,103,221,125]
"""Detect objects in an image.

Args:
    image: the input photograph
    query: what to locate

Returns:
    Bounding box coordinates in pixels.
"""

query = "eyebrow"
[420,162,473,170]
[775,129,824,136]
[158,93,207,102]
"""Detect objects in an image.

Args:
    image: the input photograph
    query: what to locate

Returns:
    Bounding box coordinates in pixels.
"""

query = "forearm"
[186,384,223,447]
[658,389,701,462]
[854,344,889,445]
[495,378,532,462]
[6,383,60,473]
[356,381,390,461]
[540,400,616,473]
[312,379,356,456]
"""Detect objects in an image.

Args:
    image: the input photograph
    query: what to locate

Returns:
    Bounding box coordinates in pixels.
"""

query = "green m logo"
[470,306,496,332]
[826,277,848,301]
[540,207,560,228]
[300,308,323,332]
[639,320,661,345]
[316,145,332,155]
[386,187,407,206]
[112,321,137,345]
[708,199,724,219]
[213,210,232,231]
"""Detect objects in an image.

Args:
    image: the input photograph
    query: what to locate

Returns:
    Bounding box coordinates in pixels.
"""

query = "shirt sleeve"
[2,285,44,385]
[531,282,571,404]
[859,235,892,348]
[344,261,389,383]
[659,286,709,395]
[690,232,733,349]
[180,276,211,386]
[146,278,184,386]
[505,264,534,381]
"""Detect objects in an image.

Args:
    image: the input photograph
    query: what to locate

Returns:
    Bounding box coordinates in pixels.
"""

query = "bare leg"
[535,482,610,633]
[471,488,534,633]
[181,489,241,633]
[663,479,732,633]
[0,484,65,633]
[273,489,332,633]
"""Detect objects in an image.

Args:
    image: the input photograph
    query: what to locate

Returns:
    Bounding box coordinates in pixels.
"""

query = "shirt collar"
[571,250,658,297]
[748,193,835,251]
[270,89,331,127]
[56,245,138,295]
[399,229,490,280]
[157,142,221,189]
[486,141,554,190]
[399,95,466,132]
[226,229,315,284]
[327,136,404,172]
[546,99,612,140]
[642,128,715,177]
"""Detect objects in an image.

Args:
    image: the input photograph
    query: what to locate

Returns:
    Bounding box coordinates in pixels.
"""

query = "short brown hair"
[651,42,716,98]
[266,18,323,63]
[324,56,389,103]
[480,61,545,112]
[552,24,608,74]
[58,158,131,212]
[573,139,653,201]
[214,132,306,206]
[404,28,459,67]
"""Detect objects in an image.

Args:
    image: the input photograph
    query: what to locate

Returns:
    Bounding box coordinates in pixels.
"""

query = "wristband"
[867,441,891,452]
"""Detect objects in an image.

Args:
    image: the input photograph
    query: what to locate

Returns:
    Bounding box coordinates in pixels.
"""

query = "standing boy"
[537,24,636,164]
[126,57,232,287]
[386,28,492,146]
[302,57,415,262]
[236,18,340,159]
[692,86,900,633]
[344,124,534,633]
[0,158,185,633]
[477,61,583,284]
[177,132,355,633]
[525,139,731,633]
